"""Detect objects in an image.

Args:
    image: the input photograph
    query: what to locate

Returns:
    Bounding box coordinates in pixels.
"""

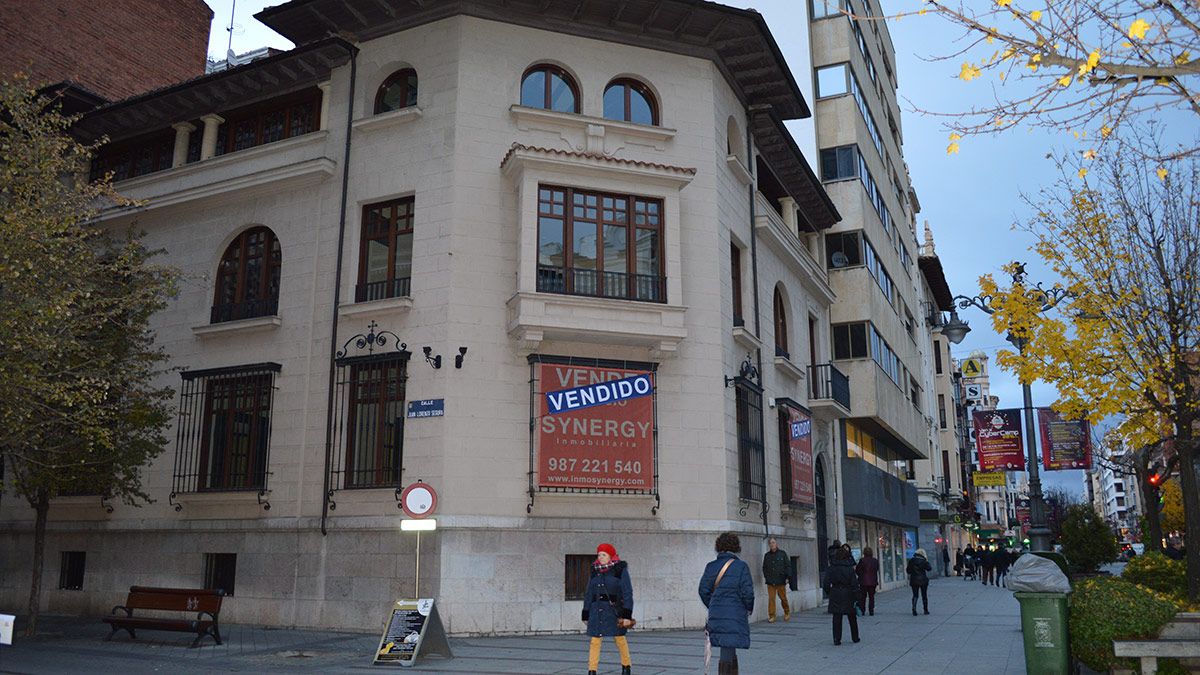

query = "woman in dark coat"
[823,546,860,645]
[906,548,933,616]
[581,543,633,675]
[699,532,754,675]
[854,546,880,616]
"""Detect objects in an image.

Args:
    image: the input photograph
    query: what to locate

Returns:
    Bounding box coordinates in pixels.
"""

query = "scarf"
[593,558,618,574]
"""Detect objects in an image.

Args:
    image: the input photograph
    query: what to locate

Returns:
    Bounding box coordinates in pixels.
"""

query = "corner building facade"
[0,1,854,634]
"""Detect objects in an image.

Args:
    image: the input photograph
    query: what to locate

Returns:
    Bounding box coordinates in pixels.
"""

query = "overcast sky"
[202,0,1139,497]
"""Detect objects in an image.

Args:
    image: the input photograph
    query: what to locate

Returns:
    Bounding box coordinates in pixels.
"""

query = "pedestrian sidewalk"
[0,576,1024,674]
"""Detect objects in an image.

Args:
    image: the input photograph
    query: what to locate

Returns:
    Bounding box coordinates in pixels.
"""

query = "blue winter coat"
[698,552,754,649]
[581,561,634,637]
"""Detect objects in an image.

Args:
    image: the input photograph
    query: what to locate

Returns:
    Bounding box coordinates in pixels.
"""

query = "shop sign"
[972,471,1007,487]
[785,406,814,507]
[961,358,984,379]
[1038,408,1092,470]
[973,409,1025,471]
[536,363,655,491]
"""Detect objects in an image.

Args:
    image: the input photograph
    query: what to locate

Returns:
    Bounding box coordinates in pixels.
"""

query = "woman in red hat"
[581,542,634,675]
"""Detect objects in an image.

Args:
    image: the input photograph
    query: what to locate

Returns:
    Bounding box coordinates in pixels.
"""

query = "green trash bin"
[1014,591,1070,675]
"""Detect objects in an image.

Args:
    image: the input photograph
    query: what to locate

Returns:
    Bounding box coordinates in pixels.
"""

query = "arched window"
[726,115,743,160]
[603,78,658,125]
[773,287,789,358]
[520,64,579,113]
[375,69,418,114]
[213,226,281,323]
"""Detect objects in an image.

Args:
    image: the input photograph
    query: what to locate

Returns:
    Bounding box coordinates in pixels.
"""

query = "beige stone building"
[0,0,865,634]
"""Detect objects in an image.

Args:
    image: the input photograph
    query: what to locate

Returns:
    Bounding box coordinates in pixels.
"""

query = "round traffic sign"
[400,482,438,519]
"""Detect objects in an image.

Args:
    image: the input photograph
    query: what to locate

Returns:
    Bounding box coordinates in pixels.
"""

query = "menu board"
[372,599,452,667]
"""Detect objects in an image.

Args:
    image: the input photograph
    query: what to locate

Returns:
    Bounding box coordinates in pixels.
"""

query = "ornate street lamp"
[939,262,1072,552]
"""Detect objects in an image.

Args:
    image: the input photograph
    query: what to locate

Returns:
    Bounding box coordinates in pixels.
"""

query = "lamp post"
[939,262,1072,552]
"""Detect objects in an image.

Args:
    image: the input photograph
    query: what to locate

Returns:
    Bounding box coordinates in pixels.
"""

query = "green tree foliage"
[0,75,177,635]
[1070,577,1181,672]
[1060,505,1119,572]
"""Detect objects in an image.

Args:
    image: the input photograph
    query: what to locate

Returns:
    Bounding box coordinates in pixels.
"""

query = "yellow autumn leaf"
[919,7,927,15]
[1101,125,1112,138]
[947,142,961,155]
[1030,10,1042,21]
[1156,167,1168,180]
[959,62,982,81]
[999,71,1007,81]
[1128,18,1151,40]
[1002,47,1017,60]
[996,0,1011,6]
[1088,51,1101,69]
[1058,74,1072,86]
[986,33,995,44]
[1078,168,1088,178]
[949,132,962,141]
[1121,41,1133,49]
[1082,149,1097,160]
[1174,51,1191,65]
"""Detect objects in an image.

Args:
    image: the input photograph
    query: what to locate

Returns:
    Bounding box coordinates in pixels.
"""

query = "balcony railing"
[210,297,279,324]
[536,265,665,303]
[809,363,851,411]
[355,277,411,303]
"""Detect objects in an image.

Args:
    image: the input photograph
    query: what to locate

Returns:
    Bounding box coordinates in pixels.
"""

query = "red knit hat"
[596,543,618,560]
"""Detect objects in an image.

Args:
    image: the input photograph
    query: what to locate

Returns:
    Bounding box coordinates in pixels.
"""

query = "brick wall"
[0,0,213,101]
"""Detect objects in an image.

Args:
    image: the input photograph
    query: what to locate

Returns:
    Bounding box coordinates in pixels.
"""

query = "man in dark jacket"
[823,547,860,645]
[762,538,792,622]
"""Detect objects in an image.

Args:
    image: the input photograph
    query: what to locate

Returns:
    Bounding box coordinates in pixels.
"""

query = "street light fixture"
[939,262,1073,553]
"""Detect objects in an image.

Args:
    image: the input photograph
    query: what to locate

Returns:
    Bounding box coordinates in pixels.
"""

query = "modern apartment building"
[1,0,861,634]
[810,0,927,589]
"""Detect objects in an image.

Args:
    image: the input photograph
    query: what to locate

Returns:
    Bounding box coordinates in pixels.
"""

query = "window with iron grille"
[736,381,766,502]
[204,553,237,596]
[565,554,594,600]
[59,551,86,590]
[356,197,414,302]
[536,185,665,303]
[173,363,280,495]
[329,353,409,491]
[212,226,281,323]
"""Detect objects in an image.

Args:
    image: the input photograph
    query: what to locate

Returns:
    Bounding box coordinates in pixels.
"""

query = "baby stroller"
[963,557,978,581]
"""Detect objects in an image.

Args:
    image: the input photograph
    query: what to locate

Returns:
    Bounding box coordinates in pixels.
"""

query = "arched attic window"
[520,64,579,113]
[375,68,418,114]
[212,226,281,323]
[603,78,658,126]
[773,287,790,359]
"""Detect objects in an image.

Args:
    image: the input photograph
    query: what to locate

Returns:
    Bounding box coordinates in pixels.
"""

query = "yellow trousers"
[588,635,631,670]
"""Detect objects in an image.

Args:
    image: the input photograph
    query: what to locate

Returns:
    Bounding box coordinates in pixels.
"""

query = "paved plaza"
[0,576,1025,674]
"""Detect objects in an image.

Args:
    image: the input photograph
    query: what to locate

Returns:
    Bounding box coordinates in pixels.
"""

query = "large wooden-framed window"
[89,130,175,182]
[603,78,658,126]
[773,287,789,359]
[536,185,665,303]
[356,197,415,302]
[198,371,274,491]
[731,243,744,326]
[344,356,407,488]
[375,68,418,114]
[214,88,321,156]
[520,64,579,113]
[213,227,281,323]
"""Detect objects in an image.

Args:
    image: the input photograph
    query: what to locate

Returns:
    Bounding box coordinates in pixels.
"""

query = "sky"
[202,0,1116,496]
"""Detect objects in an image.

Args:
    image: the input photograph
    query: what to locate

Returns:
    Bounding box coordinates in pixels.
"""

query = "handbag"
[600,578,637,629]
[703,559,736,675]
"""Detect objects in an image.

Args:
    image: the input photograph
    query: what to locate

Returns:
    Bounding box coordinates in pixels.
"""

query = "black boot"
[622,667,632,675]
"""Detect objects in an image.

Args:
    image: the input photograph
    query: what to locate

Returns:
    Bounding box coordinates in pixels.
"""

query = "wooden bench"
[103,586,224,648]
[1113,638,1200,674]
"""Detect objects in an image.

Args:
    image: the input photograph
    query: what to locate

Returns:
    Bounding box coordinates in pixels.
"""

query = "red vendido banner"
[1038,408,1092,470]
[536,363,655,491]
[785,406,814,507]
[973,409,1025,471]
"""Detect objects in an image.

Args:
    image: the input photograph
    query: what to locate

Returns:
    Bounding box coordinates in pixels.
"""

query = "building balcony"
[506,290,687,359]
[837,358,928,458]
[841,455,919,527]
[807,363,851,419]
[753,193,835,306]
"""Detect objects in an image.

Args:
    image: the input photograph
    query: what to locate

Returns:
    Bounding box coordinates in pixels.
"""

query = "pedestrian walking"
[962,544,976,581]
[699,532,754,675]
[906,548,932,616]
[761,538,792,623]
[824,539,841,613]
[954,547,963,577]
[823,547,860,645]
[996,548,1012,587]
[581,543,634,675]
[980,546,994,586]
[941,546,950,576]
[854,547,879,616]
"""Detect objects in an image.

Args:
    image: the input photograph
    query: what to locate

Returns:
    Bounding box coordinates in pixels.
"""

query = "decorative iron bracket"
[101,496,114,514]
[169,492,182,512]
[257,490,271,511]
[337,320,409,360]
[395,486,405,509]
[526,485,536,514]
[327,489,337,511]
[725,352,760,388]
[651,492,661,516]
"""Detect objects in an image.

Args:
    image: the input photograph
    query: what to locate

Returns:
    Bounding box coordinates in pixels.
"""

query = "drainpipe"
[321,46,358,536]
[747,106,768,537]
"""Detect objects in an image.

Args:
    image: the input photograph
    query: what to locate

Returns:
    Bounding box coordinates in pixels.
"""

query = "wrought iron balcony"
[536,264,665,303]
[355,277,411,303]
[808,363,851,413]
[210,297,279,324]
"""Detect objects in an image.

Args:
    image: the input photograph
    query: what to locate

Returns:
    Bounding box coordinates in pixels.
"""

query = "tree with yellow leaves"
[973,132,1200,598]
[898,0,1200,158]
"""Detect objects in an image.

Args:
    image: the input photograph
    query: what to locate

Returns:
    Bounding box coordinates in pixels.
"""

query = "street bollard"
[1014,592,1070,675]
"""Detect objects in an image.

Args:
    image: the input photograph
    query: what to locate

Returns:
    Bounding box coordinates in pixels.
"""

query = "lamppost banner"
[785,406,814,507]
[1038,408,1092,470]
[972,409,1025,471]
[535,363,655,491]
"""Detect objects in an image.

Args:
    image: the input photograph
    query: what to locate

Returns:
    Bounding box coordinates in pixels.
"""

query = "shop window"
[59,551,86,590]
[536,185,665,303]
[204,553,237,596]
[212,226,281,323]
[357,197,415,302]
[564,554,593,600]
[521,64,579,113]
[603,78,658,126]
[375,68,418,114]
